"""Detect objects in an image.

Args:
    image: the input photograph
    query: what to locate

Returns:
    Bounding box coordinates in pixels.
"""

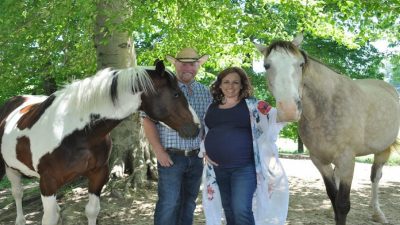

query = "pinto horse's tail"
[0,154,4,181]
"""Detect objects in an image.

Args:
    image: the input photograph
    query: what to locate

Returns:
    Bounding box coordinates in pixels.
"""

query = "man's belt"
[166,148,200,157]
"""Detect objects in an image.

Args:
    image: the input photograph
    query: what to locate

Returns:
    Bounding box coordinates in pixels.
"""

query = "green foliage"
[0,0,97,103]
[0,0,398,143]
[302,35,385,79]
[390,54,400,87]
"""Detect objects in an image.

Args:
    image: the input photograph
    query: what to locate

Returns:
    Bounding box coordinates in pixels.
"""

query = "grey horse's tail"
[390,126,400,154]
[390,136,400,154]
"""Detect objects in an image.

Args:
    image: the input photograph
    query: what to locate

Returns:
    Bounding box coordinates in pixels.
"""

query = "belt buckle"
[184,151,191,157]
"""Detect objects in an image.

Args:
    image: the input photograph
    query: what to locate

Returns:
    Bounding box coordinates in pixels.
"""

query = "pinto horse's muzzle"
[178,122,200,139]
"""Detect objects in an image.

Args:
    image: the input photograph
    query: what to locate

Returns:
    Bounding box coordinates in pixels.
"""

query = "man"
[142,48,212,225]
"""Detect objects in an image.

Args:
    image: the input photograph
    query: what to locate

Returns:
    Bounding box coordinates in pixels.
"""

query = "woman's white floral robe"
[199,98,289,225]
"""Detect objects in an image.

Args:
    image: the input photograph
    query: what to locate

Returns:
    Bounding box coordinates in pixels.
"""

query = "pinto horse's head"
[255,34,306,122]
[140,60,200,138]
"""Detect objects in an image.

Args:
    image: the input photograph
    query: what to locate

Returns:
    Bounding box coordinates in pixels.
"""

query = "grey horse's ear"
[254,43,267,55]
[292,33,304,47]
[197,55,209,66]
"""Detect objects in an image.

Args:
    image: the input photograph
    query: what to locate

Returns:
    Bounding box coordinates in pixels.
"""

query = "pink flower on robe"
[257,101,271,115]
[207,184,215,200]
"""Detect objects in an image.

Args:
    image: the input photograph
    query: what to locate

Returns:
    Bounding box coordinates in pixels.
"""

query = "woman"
[200,67,289,225]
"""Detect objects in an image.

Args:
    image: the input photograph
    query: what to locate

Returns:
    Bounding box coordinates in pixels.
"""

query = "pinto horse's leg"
[5,167,26,225]
[39,175,60,225]
[370,148,391,223]
[41,195,59,225]
[86,165,109,225]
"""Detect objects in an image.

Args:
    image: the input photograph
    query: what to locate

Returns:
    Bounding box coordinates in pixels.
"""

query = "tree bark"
[43,76,57,95]
[297,132,304,153]
[93,0,156,191]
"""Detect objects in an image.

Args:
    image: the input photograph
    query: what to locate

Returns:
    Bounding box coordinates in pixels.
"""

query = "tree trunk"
[43,76,57,95]
[93,0,156,191]
[297,132,304,153]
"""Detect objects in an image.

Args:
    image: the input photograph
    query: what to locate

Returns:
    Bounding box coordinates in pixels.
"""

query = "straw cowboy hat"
[166,47,209,65]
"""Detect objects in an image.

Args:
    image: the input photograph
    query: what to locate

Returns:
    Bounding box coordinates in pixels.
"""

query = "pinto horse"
[0,60,200,225]
[256,34,400,225]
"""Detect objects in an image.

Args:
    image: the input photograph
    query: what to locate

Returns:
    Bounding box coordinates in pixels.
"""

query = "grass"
[277,138,400,165]
[0,177,11,189]
[355,151,400,166]
[0,176,38,190]
[278,148,400,166]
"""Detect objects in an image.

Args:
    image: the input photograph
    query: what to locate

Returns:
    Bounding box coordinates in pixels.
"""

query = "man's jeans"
[154,153,203,225]
[214,164,257,225]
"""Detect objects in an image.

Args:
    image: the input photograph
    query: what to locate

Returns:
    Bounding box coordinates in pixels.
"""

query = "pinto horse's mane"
[54,66,157,115]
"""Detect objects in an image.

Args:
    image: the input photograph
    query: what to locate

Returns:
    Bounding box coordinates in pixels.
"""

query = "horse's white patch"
[85,193,100,225]
[189,105,200,126]
[265,49,302,103]
[41,195,59,225]
[2,96,47,177]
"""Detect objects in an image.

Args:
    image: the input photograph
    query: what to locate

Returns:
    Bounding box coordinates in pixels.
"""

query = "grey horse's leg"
[332,154,355,225]
[312,153,355,225]
[310,156,338,221]
[370,148,391,223]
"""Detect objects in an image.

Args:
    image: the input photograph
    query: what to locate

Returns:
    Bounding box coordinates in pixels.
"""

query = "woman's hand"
[204,154,219,166]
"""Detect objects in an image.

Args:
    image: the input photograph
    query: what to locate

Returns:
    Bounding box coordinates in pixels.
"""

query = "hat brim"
[176,58,199,63]
[166,54,209,66]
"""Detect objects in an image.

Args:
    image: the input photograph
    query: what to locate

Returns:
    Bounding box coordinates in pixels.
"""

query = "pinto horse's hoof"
[15,216,26,225]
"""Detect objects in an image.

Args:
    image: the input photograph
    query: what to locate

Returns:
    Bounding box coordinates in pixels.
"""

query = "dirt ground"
[0,157,399,225]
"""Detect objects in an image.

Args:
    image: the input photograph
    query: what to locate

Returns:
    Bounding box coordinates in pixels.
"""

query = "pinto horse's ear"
[154,59,165,74]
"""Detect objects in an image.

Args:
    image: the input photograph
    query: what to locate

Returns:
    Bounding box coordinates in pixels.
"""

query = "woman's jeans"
[214,164,257,225]
[154,153,203,225]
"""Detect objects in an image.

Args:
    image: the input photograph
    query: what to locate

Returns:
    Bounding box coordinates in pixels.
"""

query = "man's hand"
[155,147,174,167]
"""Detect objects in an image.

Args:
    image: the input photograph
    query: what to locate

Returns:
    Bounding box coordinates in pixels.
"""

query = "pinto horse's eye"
[300,62,305,68]
[174,92,180,98]
[264,64,270,70]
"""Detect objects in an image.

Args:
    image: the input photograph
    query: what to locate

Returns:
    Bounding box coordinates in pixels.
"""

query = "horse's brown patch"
[20,104,35,114]
[17,95,55,130]
[0,96,27,122]
[37,118,119,196]
[0,96,27,178]
[16,136,35,171]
